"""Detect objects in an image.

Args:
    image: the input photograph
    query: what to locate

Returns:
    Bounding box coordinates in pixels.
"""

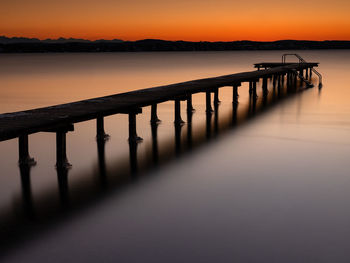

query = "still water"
[0,51,350,262]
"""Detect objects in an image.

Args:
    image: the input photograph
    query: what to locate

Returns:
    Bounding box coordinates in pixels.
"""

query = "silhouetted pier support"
[250,81,257,98]
[233,85,239,103]
[151,122,159,165]
[151,104,161,124]
[56,129,72,169]
[287,72,292,90]
[174,99,185,125]
[206,91,213,113]
[128,109,143,143]
[18,135,36,165]
[214,88,220,106]
[272,75,277,89]
[96,116,109,140]
[262,77,268,95]
[128,109,143,174]
[187,95,195,113]
[42,124,74,168]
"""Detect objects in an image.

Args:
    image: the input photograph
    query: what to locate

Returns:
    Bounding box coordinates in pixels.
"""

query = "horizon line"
[1,35,350,43]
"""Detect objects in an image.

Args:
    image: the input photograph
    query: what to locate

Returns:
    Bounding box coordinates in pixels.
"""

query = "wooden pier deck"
[0,62,318,142]
[254,62,318,70]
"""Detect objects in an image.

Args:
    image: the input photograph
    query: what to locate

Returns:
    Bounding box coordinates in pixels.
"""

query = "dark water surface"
[0,51,350,262]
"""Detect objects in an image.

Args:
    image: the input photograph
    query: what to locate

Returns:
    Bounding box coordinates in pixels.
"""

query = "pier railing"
[282,53,322,87]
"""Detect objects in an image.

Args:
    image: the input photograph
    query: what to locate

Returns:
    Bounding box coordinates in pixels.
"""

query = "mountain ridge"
[1,36,350,52]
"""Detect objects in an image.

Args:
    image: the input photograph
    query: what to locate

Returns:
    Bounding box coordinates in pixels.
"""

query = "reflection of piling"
[214,101,219,136]
[232,101,238,126]
[97,136,108,188]
[249,95,257,116]
[57,166,70,206]
[19,163,35,218]
[249,81,257,99]
[151,122,159,165]
[206,112,212,140]
[174,122,182,157]
[186,110,193,150]
[262,77,268,96]
[273,75,277,89]
[129,141,138,175]
[262,91,268,108]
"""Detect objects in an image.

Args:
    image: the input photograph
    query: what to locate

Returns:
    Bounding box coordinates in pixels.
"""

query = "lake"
[1,50,350,262]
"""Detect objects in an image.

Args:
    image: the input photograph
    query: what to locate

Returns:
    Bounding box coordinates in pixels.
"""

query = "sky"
[1,0,350,41]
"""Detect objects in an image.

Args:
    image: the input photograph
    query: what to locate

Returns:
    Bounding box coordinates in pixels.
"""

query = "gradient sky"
[1,0,350,41]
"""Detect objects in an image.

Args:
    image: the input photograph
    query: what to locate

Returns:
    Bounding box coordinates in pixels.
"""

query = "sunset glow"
[1,0,350,41]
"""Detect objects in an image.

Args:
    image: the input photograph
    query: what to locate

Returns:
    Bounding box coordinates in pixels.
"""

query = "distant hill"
[0,36,349,53]
[0,36,123,44]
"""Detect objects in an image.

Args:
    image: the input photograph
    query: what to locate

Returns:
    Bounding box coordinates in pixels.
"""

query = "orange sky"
[1,0,350,41]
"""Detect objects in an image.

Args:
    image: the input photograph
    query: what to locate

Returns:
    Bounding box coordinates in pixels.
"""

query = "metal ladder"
[290,68,313,88]
[282,53,322,88]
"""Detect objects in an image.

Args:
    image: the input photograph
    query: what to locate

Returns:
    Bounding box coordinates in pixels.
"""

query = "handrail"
[282,53,322,88]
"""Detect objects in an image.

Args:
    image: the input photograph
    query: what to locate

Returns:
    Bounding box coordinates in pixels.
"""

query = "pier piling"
[233,85,239,103]
[174,99,185,125]
[262,77,268,95]
[128,111,143,143]
[18,135,36,166]
[151,104,161,124]
[56,130,71,169]
[96,116,109,140]
[214,88,220,106]
[206,91,213,113]
[187,95,195,113]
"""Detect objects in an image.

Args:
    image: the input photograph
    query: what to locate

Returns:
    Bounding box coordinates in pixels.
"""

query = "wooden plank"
[0,63,319,142]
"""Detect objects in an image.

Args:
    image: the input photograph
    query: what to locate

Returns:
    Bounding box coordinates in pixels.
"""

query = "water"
[0,50,350,262]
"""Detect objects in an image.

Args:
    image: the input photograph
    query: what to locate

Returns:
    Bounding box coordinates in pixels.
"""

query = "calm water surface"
[0,51,350,262]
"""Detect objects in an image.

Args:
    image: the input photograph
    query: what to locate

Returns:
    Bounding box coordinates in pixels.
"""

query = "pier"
[0,54,321,170]
[0,54,324,253]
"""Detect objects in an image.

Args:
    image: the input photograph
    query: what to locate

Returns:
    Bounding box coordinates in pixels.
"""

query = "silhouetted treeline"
[1,38,350,53]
